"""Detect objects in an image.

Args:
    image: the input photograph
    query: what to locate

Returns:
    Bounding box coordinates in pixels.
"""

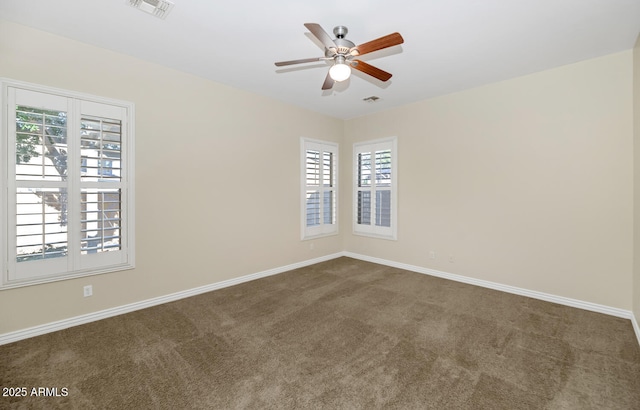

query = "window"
[301,138,338,239]
[353,137,397,239]
[1,79,135,288]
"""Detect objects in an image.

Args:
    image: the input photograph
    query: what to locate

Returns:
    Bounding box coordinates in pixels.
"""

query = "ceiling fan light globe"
[329,63,351,82]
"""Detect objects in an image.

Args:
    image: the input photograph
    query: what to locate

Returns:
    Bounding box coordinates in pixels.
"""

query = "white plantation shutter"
[354,137,397,239]
[305,149,321,227]
[78,101,128,271]
[9,90,72,280]
[1,79,135,288]
[301,138,338,239]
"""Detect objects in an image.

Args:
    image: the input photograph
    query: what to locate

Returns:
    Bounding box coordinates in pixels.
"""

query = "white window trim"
[301,138,338,240]
[0,78,135,289]
[353,136,398,240]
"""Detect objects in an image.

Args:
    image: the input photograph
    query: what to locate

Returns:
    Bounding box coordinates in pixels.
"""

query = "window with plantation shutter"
[1,79,135,288]
[301,138,338,239]
[354,137,397,239]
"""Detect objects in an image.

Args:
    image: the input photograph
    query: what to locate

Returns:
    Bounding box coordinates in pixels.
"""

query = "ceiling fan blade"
[304,23,337,50]
[274,57,323,67]
[351,60,393,82]
[350,32,404,56]
[321,71,335,90]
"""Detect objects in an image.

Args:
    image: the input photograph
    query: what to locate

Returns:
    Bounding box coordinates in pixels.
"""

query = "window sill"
[352,230,397,241]
[0,262,135,290]
[301,231,339,241]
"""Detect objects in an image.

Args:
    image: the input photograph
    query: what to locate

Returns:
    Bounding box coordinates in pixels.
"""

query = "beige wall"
[0,21,344,334]
[634,34,640,324]
[344,51,634,310]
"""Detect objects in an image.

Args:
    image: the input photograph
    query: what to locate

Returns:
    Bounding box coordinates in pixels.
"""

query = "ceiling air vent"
[128,0,175,19]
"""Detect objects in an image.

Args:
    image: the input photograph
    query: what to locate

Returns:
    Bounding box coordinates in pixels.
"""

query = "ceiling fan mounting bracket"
[333,26,348,39]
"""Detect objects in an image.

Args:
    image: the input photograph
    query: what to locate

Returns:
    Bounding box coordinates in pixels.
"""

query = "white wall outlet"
[429,251,436,259]
[449,255,455,263]
[83,285,93,297]
[309,242,315,250]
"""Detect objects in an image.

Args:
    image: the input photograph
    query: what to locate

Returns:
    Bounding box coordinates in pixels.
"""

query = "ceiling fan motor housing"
[325,26,355,57]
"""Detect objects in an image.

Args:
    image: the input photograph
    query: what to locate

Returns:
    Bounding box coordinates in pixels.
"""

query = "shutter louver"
[81,116,121,182]
[16,187,68,262]
[15,106,68,182]
[305,149,321,227]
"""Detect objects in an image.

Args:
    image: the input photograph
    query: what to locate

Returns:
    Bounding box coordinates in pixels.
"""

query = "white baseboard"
[343,252,634,320]
[0,252,343,346]
[632,313,640,348]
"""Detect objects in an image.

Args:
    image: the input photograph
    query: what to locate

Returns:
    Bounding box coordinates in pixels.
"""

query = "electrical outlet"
[429,251,436,259]
[449,255,455,263]
[309,242,315,250]
[83,285,93,297]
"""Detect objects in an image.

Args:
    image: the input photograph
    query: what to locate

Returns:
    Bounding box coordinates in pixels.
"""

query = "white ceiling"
[2,0,640,119]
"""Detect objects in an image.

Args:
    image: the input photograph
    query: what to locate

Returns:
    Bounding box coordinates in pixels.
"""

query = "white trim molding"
[343,252,635,320]
[632,313,640,348]
[0,253,343,345]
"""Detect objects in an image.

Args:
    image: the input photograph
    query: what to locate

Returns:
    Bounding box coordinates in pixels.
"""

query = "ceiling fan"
[275,23,404,90]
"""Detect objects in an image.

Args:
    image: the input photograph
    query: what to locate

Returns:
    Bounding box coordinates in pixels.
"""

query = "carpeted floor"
[1,257,640,409]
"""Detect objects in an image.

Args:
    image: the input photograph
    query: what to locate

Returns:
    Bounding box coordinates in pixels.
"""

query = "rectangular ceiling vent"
[128,0,175,19]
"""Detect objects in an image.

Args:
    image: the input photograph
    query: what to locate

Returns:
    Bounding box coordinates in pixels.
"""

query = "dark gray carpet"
[2,257,639,409]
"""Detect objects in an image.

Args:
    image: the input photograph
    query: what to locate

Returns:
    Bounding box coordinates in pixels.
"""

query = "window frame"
[353,136,398,240]
[300,138,339,240]
[0,78,135,289]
